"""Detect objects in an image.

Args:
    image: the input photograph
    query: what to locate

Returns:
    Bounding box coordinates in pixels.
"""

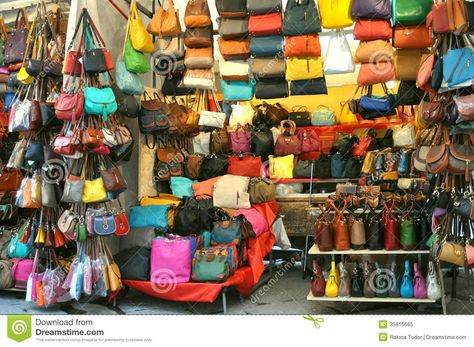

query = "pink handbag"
[229,125,251,153]
[234,208,269,237]
[466,245,474,265]
[413,262,427,299]
[11,258,34,289]
[297,128,319,153]
[150,237,191,285]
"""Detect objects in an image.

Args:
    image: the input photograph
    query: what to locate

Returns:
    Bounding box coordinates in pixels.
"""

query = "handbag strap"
[280,120,296,135]
[14,8,30,30]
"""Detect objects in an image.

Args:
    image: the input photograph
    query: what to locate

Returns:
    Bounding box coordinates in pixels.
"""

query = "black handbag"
[114,246,150,281]
[290,78,328,95]
[174,196,214,235]
[374,261,389,297]
[255,78,289,99]
[288,107,311,126]
[365,207,384,250]
[466,0,474,32]
[110,131,134,163]
[388,260,400,297]
[251,129,274,161]
[430,52,443,91]
[396,81,426,106]
[381,129,393,148]
[83,48,107,73]
[199,154,229,181]
[44,59,63,77]
[40,102,61,126]
[415,211,431,250]
[293,160,315,178]
[315,154,331,178]
[331,135,358,158]
[351,261,364,297]
[344,157,363,178]
[24,140,45,162]
[120,95,141,118]
[162,77,196,96]
[25,59,42,77]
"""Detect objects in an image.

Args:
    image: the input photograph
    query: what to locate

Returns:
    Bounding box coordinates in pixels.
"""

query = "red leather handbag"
[53,136,76,156]
[103,48,114,71]
[393,26,434,49]
[417,53,435,91]
[114,210,130,236]
[63,51,82,75]
[315,205,333,251]
[0,167,22,192]
[274,120,302,156]
[54,91,85,123]
[383,201,400,250]
[352,136,372,156]
[428,2,454,34]
[227,154,262,177]
[297,128,319,153]
[284,34,321,57]
[357,61,395,86]
[311,259,326,297]
[248,12,282,36]
[353,19,392,41]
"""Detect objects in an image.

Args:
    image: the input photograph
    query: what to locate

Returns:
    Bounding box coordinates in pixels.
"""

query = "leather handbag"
[353,19,392,40]
[324,30,355,74]
[426,261,442,300]
[355,39,393,64]
[332,204,350,251]
[94,213,116,236]
[400,259,414,298]
[185,153,204,179]
[429,2,454,34]
[413,262,427,299]
[211,128,229,154]
[250,35,284,57]
[0,167,22,192]
[443,46,474,88]
[394,0,432,25]
[426,127,450,174]
[227,154,262,177]
[199,154,229,180]
[249,177,276,203]
[147,0,181,36]
[395,49,429,81]
[100,163,127,193]
[3,9,29,65]
[374,261,389,297]
[155,35,185,57]
[351,261,364,297]
[192,247,231,282]
[268,154,294,179]
[315,205,333,251]
[84,87,118,119]
[282,0,321,35]
[466,0,474,32]
[357,61,395,86]
[217,37,250,60]
[124,36,150,73]
[344,157,362,178]
[284,34,321,57]
[247,0,281,14]
[82,177,107,204]
[293,160,315,178]
[397,81,425,105]
[311,260,326,297]
[363,260,375,298]
[249,12,282,36]
[388,261,401,297]
[365,207,384,250]
[116,58,144,95]
[183,68,214,89]
[130,205,168,229]
[24,140,44,163]
[184,0,212,28]
[338,262,351,297]
[315,154,331,178]
[217,17,249,40]
[255,78,289,99]
[216,0,247,17]
[289,106,310,126]
[319,0,353,29]
[213,175,251,209]
[129,1,154,53]
[384,202,400,250]
[400,218,417,250]
[290,78,327,96]
[139,92,169,133]
[393,26,433,49]
[219,60,250,81]
[221,79,255,101]
[331,153,347,178]
[251,129,274,160]
[211,218,242,245]
[454,94,474,121]
[350,216,366,249]
[184,47,214,69]
[286,56,323,81]
[251,58,285,78]
[297,129,319,153]
[229,125,251,153]
[351,0,392,19]
[54,91,84,123]
[274,121,301,156]
[184,26,212,49]
[325,261,339,297]
[438,241,466,266]
[312,105,336,126]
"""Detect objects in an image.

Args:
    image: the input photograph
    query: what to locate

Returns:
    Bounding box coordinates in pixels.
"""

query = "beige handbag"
[184,47,214,69]
[251,58,286,78]
[219,59,250,81]
[392,124,416,148]
[155,34,184,57]
[213,175,251,209]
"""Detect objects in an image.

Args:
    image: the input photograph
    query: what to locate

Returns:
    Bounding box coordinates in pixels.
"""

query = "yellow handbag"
[361,151,377,174]
[338,102,358,124]
[269,154,294,179]
[82,178,107,203]
[140,194,181,227]
[34,224,45,244]
[319,0,354,29]
[325,261,339,297]
[286,56,323,81]
[101,239,122,292]
[129,0,154,53]
[382,171,399,181]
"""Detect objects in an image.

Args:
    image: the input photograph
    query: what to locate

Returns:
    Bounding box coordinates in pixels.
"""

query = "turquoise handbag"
[116,57,145,95]
[129,205,169,229]
[331,153,347,178]
[84,87,118,120]
[170,177,196,199]
[311,105,335,126]
[400,259,414,298]
[221,79,255,101]
[8,233,32,259]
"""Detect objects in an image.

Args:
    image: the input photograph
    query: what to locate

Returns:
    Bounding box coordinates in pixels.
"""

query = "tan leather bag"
[350,217,366,249]
[249,177,276,204]
[184,0,212,28]
[185,47,214,69]
[147,0,181,36]
[395,49,430,81]
[251,58,286,78]
[355,39,393,63]
[217,37,250,60]
[448,0,467,34]
[439,241,466,266]
[361,151,376,174]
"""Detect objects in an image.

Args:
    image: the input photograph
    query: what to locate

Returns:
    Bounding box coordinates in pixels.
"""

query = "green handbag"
[191,248,230,282]
[399,219,417,250]
[393,0,432,25]
[75,222,87,242]
[124,36,150,74]
[0,39,4,67]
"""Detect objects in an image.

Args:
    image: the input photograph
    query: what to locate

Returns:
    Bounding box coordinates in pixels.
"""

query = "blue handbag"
[331,153,347,178]
[116,57,145,96]
[7,233,32,259]
[400,259,414,298]
[84,87,118,119]
[3,92,16,112]
[129,205,169,229]
[443,47,474,87]
[211,219,242,245]
[170,177,196,199]
[397,150,411,174]
[311,105,335,126]
[290,78,328,96]
[360,95,394,112]
[221,79,255,101]
[93,213,117,236]
[250,35,283,57]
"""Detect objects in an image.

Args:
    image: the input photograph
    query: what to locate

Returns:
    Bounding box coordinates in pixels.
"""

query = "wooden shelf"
[307,291,436,303]
[308,244,431,255]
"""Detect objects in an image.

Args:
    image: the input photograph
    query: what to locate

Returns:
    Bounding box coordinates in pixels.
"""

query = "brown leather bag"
[184,0,212,28]
[217,37,250,60]
[420,97,446,126]
[454,94,474,121]
[211,128,229,154]
[426,127,450,174]
[395,49,430,81]
[184,47,214,69]
[449,0,467,34]
[29,100,42,131]
[0,167,23,191]
[331,201,350,251]
[251,58,286,78]
[184,25,213,48]
[349,216,366,250]
[447,135,474,175]
[185,153,204,179]
[147,0,181,36]
[355,39,393,63]
[315,205,333,251]
[100,160,127,193]
[248,177,276,204]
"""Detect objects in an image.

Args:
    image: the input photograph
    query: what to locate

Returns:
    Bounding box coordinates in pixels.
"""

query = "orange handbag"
[357,61,395,86]
[448,0,467,34]
[192,176,221,199]
[393,25,433,49]
[353,19,392,41]
[284,34,321,57]
[354,40,393,63]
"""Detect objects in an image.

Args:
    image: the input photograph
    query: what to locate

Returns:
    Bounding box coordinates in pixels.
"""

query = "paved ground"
[1,263,473,315]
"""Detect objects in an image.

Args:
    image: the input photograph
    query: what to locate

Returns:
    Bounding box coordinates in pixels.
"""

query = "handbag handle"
[280,120,296,135]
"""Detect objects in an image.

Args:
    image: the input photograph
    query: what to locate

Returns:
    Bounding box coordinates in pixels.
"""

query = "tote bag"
[324,31,355,74]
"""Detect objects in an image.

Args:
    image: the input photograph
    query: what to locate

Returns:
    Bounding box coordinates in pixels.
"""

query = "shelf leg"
[303,233,309,280]
[222,288,228,315]
[437,261,447,315]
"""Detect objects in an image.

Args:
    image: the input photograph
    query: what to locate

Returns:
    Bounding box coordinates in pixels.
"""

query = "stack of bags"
[182,0,214,90]
[248,0,286,99]
[216,0,254,101]
[282,0,326,96]
[351,0,394,86]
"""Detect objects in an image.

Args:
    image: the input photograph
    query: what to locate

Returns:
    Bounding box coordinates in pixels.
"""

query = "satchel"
[184,47,214,69]
[84,87,118,119]
[216,0,247,17]
[211,219,242,245]
[351,0,392,19]
[394,0,432,25]
[130,205,168,229]
[393,25,433,49]
[325,261,339,297]
[282,0,321,35]
[162,77,195,96]
[324,30,355,74]
[344,157,363,178]
[319,0,353,28]
[288,106,310,126]
[397,81,425,106]
[251,129,274,160]
[284,34,321,57]
[192,132,210,155]
[249,12,282,36]
[275,121,301,156]
[290,78,327,96]
[211,128,229,154]
[311,105,335,126]
[443,47,474,88]
[315,154,331,178]
[251,58,285,78]
[155,35,185,57]
[147,0,181,36]
[297,128,319,153]
[248,177,276,203]
[182,68,214,89]
[250,35,284,57]
[248,0,281,14]
[355,40,393,64]
[293,160,315,178]
[311,260,326,297]
[192,247,231,282]
[286,56,323,81]
[438,241,466,266]
[255,78,289,99]
[357,61,395,86]
[268,154,294,179]
[229,125,251,153]
[227,154,262,177]
[213,175,251,209]
[353,19,392,40]
[338,262,351,297]
[198,110,226,128]
[217,37,250,60]
[217,17,249,40]
[221,79,255,101]
[199,154,229,180]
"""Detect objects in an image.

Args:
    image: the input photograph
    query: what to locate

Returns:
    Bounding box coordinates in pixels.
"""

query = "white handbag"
[155,34,184,57]
[9,99,30,132]
[228,102,254,128]
[392,124,416,147]
[192,132,211,155]
[323,30,355,75]
[219,60,250,80]
[213,175,251,209]
[426,261,442,300]
[198,110,226,128]
[182,69,215,89]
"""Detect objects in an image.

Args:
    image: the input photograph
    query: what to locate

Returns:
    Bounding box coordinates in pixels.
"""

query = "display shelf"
[308,244,431,255]
[307,292,436,303]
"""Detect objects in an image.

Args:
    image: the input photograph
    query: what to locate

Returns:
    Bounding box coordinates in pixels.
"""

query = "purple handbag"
[413,262,428,299]
[4,9,29,65]
[150,237,191,285]
[229,125,251,153]
[351,0,392,19]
